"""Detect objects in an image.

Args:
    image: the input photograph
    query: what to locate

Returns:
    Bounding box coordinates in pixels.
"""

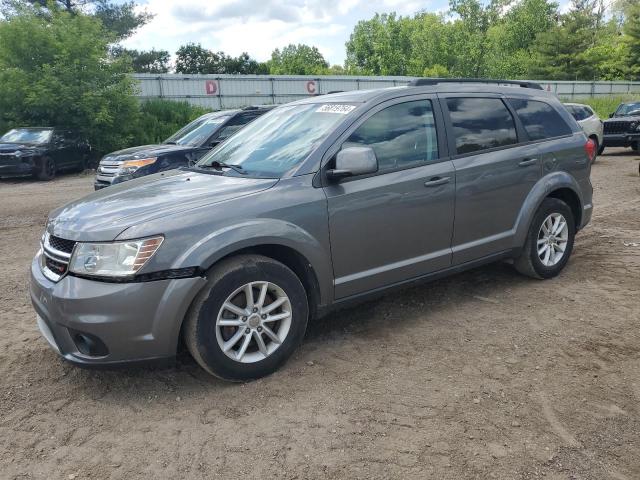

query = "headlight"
[69,236,163,278]
[13,150,23,157]
[119,157,157,174]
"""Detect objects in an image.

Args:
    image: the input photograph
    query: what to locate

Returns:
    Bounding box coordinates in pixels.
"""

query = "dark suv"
[0,127,90,180]
[94,106,274,189]
[602,101,640,151]
[31,79,594,381]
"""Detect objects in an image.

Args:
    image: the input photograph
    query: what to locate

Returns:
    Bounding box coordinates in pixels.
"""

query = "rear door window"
[510,99,573,141]
[445,97,517,155]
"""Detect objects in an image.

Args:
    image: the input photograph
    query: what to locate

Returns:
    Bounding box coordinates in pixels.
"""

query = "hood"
[605,114,640,122]
[101,143,200,162]
[47,169,278,241]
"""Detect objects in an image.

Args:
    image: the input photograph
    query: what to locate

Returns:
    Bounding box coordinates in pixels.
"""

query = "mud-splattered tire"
[183,255,309,381]
[514,198,575,279]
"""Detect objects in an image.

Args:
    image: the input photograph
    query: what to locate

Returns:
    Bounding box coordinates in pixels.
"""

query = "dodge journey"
[30,79,594,380]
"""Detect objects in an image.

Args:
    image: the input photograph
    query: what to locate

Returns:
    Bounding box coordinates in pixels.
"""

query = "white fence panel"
[133,74,640,110]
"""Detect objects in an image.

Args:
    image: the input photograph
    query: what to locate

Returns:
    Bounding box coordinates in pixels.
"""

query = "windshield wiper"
[201,161,246,175]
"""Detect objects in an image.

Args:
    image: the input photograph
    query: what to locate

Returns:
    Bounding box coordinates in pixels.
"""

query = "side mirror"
[609,113,614,118]
[327,147,378,181]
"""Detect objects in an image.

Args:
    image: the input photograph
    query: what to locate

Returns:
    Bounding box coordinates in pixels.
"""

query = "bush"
[131,99,210,146]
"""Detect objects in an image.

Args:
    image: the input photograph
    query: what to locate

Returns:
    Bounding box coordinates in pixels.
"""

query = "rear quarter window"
[511,99,573,141]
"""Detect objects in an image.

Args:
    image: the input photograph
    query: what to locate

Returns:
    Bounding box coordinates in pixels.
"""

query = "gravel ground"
[1,149,639,480]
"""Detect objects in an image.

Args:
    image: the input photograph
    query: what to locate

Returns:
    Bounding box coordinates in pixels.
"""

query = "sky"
[121,0,575,66]
[121,0,450,66]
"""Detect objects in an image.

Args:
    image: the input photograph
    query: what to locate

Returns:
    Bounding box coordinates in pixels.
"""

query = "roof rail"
[408,78,544,90]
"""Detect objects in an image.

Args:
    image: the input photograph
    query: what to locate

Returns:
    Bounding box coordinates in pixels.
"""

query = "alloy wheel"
[537,213,569,267]
[215,281,292,363]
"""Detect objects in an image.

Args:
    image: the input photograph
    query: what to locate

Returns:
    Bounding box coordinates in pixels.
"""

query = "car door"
[50,130,76,168]
[323,96,455,299]
[442,95,542,265]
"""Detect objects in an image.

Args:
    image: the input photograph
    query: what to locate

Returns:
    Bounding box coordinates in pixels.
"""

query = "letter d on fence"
[205,80,218,95]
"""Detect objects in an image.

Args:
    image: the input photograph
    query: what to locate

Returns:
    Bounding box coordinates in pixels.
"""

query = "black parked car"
[94,105,275,190]
[602,101,640,152]
[0,127,90,181]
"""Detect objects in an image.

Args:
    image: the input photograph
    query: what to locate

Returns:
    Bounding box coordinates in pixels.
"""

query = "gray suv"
[30,79,594,380]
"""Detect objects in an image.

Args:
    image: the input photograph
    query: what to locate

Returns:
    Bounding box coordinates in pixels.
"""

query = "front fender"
[513,171,584,249]
[171,218,334,306]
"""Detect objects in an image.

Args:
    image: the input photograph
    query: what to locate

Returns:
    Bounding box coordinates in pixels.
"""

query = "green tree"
[624,0,640,77]
[345,13,414,75]
[175,44,267,74]
[0,3,139,153]
[112,47,170,73]
[268,44,329,75]
[3,0,152,39]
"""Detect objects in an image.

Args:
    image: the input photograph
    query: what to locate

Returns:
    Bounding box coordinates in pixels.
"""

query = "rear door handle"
[518,158,538,167]
[424,176,451,187]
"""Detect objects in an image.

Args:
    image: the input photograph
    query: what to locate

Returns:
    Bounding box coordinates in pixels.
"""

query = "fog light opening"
[71,331,109,357]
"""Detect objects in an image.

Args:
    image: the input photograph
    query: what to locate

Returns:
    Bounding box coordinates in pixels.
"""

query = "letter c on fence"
[306,80,316,94]
[205,80,218,95]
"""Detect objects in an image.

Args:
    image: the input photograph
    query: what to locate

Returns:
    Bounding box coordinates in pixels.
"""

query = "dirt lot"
[1,150,639,480]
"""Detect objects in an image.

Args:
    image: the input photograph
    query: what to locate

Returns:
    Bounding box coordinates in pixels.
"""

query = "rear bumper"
[30,254,206,367]
[603,133,640,147]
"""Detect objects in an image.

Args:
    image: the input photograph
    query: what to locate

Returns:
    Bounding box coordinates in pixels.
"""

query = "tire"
[183,255,309,381]
[35,156,56,181]
[632,142,639,152]
[590,137,599,162]
[597,141,605,156]
[514,198,575,279]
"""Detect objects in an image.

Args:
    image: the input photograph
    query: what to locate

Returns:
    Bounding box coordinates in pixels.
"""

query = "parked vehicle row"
[564,103,604,158]
[30,79,594,381]
[0,127,90,180]
[94,105,274,189]
[602,101,640,152]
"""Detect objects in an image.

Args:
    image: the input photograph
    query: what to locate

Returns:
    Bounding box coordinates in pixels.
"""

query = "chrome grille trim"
[40,232,75,282]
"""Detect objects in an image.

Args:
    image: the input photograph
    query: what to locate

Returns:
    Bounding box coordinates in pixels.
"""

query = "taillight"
[584,138,597,163]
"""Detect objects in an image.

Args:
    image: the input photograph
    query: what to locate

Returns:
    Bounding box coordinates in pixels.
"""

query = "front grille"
[48,235,75,254]
[41,232,75,282]
[604,121,631,134]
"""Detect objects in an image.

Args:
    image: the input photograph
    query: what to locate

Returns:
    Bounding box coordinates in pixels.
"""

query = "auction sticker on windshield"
[316,104,356,114]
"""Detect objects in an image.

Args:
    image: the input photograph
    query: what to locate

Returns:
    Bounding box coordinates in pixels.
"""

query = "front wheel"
[35,156,56,181]
[184,255,309,381]
[514,198,575,279]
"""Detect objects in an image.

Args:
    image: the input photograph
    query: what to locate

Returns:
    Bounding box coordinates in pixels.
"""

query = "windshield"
[0,128,52,145]
[196,103,355,177]
[164,112,232,146]
[615,102,640,117]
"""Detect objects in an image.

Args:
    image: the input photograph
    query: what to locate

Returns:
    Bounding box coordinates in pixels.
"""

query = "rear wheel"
[74,154,88,173]
[514,198,575,279]
[632,142,639,152]
[35,156,56,181]
[590,137,599,162]
[597,141,605,155]
[184,255,309,381]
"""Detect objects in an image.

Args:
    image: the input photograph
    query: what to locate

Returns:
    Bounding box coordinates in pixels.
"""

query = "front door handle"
[518,158,538,167]
[424,176,451,187]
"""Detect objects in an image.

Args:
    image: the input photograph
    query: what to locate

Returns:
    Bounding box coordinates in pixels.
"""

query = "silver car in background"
[564,103,604,158]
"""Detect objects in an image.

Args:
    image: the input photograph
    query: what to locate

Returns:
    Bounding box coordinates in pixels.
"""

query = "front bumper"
[94,173,132,190]
[603,133,640,147]
[0,158,35,177]
[30,255,206,367]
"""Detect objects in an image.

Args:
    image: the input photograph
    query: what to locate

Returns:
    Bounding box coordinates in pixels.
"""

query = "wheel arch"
[513,172,584,249]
